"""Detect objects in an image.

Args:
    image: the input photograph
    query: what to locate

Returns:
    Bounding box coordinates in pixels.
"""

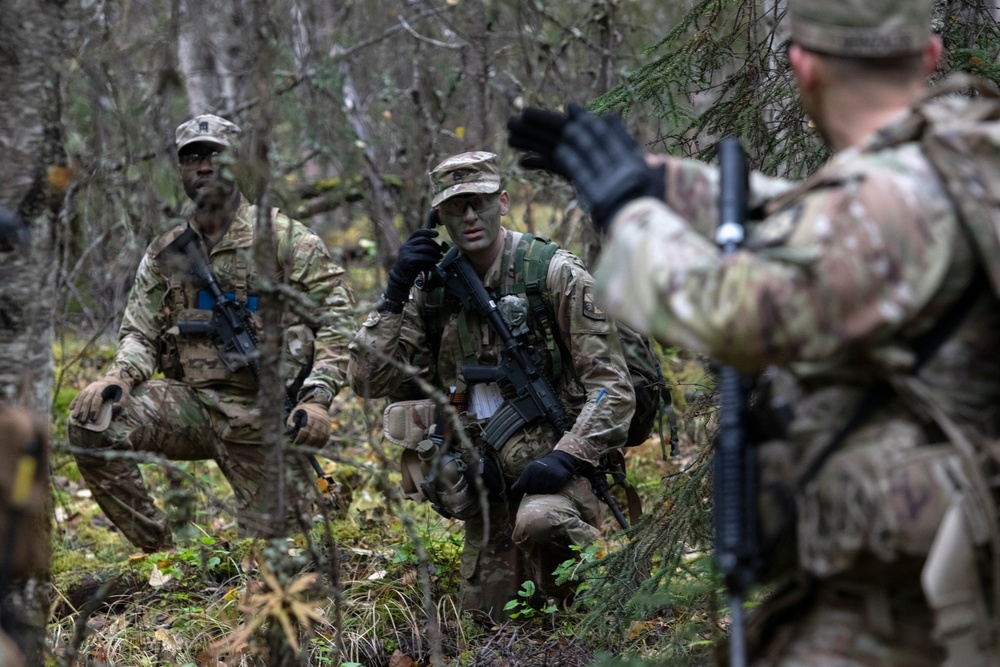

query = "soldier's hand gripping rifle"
[167,227,336,494]
[712,138,758,667]
[431,246,631,530]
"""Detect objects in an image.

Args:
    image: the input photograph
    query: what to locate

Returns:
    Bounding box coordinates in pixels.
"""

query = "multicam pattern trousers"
[68,379,309,552]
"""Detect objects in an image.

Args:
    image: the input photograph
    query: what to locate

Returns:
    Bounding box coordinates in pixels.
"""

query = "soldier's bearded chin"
[195,182,234,213]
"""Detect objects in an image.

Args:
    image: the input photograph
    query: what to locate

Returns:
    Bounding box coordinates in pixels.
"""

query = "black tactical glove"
[383,227,444,307]
[507,107,570,177]
[511,450,582,495]
[554,103,664,233]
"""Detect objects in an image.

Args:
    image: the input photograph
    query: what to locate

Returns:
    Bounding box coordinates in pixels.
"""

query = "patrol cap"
[429,151,502,207]
[175,114,242,153]
[789,0,934,57]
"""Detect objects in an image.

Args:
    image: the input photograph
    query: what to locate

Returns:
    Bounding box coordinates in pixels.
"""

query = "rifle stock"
[713,137,757,667]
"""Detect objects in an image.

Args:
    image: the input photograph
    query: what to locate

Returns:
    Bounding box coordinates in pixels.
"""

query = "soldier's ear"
[788,44,817,93]
[499,190,510,216]
[923,36,942,76]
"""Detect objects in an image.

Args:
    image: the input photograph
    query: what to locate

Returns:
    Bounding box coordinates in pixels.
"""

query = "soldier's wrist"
[376,293,406,314]
[298,384,334,409]
[105,368,137,389]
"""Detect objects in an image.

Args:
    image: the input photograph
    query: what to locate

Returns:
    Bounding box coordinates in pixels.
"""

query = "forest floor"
[40,331,721,667]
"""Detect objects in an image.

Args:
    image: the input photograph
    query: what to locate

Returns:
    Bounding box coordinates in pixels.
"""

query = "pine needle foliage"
[578,390,721,664]
[591,0,827,179]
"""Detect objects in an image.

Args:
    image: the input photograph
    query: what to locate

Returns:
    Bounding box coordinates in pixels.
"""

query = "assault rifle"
[712,138,758,667]
[167,227,336,493]
[432,245,631,530]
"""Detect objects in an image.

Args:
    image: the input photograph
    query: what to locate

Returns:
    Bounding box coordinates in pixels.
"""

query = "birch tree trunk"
[0,0,64,413]
[176,0,257,115]
[338,57,401,269]
[0,2,64,662]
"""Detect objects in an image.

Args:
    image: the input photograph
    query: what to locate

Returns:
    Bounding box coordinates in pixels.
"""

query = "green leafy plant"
[503,580,558,620]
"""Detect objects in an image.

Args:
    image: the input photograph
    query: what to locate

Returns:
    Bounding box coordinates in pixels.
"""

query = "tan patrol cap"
[429,151,502,207]
[175,114,242,153]
[789,0,934,57]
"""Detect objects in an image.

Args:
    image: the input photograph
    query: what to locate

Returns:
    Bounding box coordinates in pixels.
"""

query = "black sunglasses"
[179,150,222,166]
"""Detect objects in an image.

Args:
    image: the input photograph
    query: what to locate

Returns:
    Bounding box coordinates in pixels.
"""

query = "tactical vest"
[422,232,566,385]
[159,237,259,388]
[157,209,314,393]
[422,232,671,449]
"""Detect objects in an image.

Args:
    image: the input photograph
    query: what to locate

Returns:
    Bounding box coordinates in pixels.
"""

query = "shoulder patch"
[582,286,606,321]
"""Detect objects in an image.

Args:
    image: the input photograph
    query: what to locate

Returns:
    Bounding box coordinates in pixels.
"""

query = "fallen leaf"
[148,564,172,588]
[389,649,415,667]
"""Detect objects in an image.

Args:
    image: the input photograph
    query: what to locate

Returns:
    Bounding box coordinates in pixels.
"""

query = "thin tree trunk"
[0,1,63,412]
[338,57,401,268]
[177,0,257,115]
[0,1,63,663]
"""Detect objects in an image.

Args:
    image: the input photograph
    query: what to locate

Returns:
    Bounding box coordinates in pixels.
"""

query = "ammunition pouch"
[497,421,555,483]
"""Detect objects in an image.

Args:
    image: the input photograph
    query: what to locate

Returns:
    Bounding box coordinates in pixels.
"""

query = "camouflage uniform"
[350,209,634,619]
[593,59,1000,667]
[69,199,355,551]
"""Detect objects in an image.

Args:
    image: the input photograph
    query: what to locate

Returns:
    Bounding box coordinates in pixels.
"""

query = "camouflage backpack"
[910,74,1000,300]
[423,233,674,449]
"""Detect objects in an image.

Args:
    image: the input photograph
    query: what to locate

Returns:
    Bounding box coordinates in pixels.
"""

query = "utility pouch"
[497,422,555,482]
[797,421,962,579]
[382,399,437,450]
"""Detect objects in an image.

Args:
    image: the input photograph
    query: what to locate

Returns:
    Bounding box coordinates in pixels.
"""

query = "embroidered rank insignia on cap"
[582,286,606,321]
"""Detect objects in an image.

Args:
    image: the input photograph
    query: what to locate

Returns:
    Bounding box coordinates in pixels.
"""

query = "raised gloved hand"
[384,227,444,304]
[69,377,132,424]
[286,402,331,448]
[507,107,570,177]
[553,103,664,233]
[511,450,582,495]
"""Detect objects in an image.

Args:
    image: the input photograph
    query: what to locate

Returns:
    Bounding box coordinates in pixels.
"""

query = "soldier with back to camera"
[510,0,1000,663]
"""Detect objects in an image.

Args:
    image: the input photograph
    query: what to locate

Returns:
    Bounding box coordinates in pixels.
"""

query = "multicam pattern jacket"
[106,198,355,401]
[594,94,1000,576]
[349,228,634,468]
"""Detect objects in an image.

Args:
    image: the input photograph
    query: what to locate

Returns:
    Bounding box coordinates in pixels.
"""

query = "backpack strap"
[423,285,447,365]
[421,284,477,388]
[507,233,565,379]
